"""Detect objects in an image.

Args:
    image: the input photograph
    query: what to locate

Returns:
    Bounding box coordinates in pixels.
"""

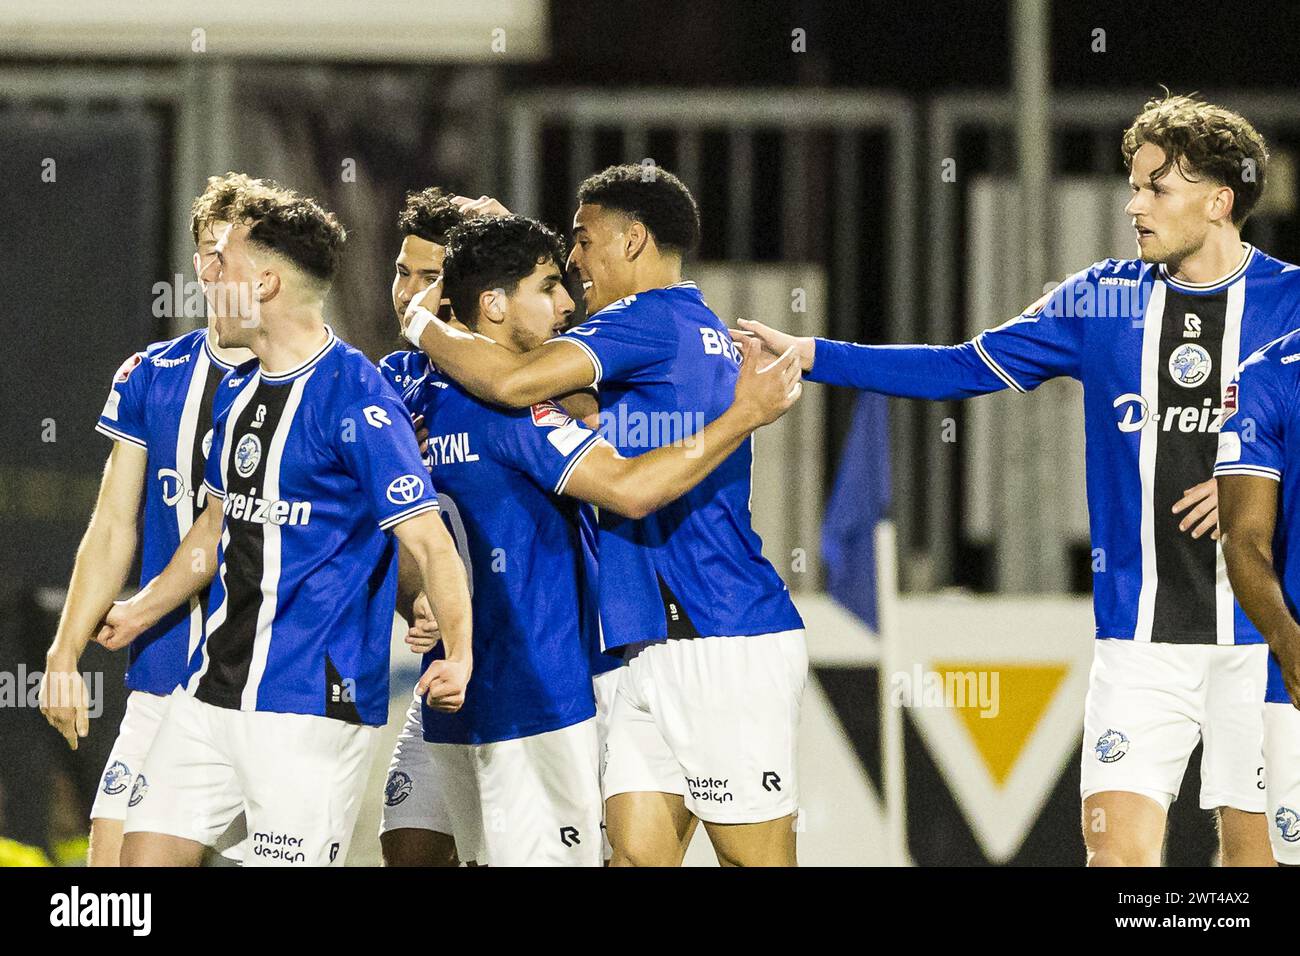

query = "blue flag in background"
[821,392,892,632]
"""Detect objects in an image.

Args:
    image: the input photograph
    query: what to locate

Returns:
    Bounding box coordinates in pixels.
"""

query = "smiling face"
[1124,142,1231,266]
[495,258,575,353]
[391,234,446,328]
[566,203,635,314]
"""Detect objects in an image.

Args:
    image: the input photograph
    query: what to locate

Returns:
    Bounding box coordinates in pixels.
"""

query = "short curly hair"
[189,172,289,245]
[397,186,465,245]
[1122,93,1269,227]
[236,191,347,286]
[442,215,567,328]
[577,164,701,257]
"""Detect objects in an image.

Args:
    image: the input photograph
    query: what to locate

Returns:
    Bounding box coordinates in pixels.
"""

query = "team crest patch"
[129,774,148,808]
[101,760,130,795]
[113,353,143,383]
[385,770,413,807]
[202,428,214,459]
[1276,807,1300,843]
[530,401,570,428]
[234,433,262,478]
[1168,343,1212,389]
[1095,729,1129,763]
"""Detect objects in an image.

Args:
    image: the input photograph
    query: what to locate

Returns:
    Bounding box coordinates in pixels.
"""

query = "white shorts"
[124,691,379,867]
[93,690,247,862]
[592,667,624,860]
[1080,639,1267,813]
[428,717,603,867]
[91,690,171,822]
[378,692,453,838]
[603,630,806,824]
[1263,702,1300,864]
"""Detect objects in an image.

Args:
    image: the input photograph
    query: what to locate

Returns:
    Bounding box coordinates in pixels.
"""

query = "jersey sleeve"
[807,271,1090,398]
[95,351,152,448]
[338,391,441,531]
[1214,353,1288,482]
[551,296,673,388]
[491,400,603,495]
[969,271,1088,392]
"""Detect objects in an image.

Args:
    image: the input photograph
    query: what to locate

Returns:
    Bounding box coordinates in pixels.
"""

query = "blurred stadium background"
[2,0,1298,866]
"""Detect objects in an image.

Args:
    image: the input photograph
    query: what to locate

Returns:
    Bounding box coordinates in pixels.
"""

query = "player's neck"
[252,311,331,375]
[1167,230,1246,285]
[627,258,683,297]
[204,326,253,367]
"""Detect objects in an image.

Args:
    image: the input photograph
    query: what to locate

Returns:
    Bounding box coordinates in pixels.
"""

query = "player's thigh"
[476,718,603,867]
[1216,807,1274,867]
[646,630,807,828]
[603,656,695,865]
[426,742,486,865]
[1199,644,1268,814]
[122,692,243,853]
[1080,639,1203,818]
[606,790,698,867]
[235,710,379,867]
[380,693,457,866]
[89,690,171,838]
[703,815,798,867]
[1262,701,1300,865]
[1081,790,1167,866]
[121,831,206,867]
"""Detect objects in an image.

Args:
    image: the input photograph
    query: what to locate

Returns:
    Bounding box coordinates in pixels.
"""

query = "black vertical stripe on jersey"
[324,654,363,724]
[659,573,703,640]
[190,360,227,633]
[1150,290,1227,643]
[195,381,293,710]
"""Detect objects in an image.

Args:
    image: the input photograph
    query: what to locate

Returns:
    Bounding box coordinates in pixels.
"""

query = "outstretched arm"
[734,320,1009,400]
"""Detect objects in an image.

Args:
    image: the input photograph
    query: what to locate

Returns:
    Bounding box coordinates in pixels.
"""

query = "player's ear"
[1210,184,1235,224]
[256,270,281,303]
[625,220,650,261]
[479,288,505,326]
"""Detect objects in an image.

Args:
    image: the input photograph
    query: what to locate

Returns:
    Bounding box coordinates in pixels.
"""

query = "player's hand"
[93,599,150,651]
[733,319,815,372]
[39,651,90,750]
[406,592,441,654]
[402,277,444,335]
[733,335,802,428]
[412,413,430,458]
[417,658,470,713]
[1173,479,1220,541]
[451,194,511,219]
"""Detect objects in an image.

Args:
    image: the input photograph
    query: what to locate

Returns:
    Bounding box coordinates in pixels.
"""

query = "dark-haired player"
[402,169,808,867]
[94,190,473,867]
[38,172,285,866]
[740,94,1300,866]
[393,214,799,864]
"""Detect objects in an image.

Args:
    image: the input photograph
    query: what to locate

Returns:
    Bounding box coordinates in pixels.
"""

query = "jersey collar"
[258,326,337,383]
[1159,243,1254,294]
[204,330,235,370]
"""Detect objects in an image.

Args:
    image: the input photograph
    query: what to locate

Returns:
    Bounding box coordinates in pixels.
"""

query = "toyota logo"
[386,474,425,505]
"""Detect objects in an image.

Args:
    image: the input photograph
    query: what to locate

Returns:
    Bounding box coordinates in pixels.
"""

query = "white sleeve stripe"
[548,336,602,388]
[1214,465,1282,480]
[378,499,441,531]
[973,337,1027,394]
[94,422,147,449]
[553,434,603,495]
[202,479,226,499]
